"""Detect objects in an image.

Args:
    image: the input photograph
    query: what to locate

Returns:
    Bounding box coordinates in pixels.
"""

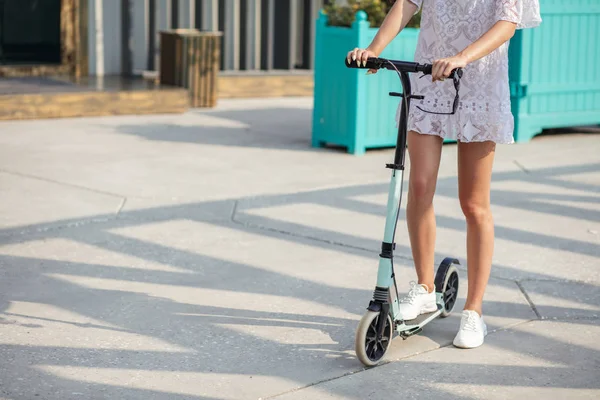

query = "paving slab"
[0,215,534,400]
[0,171,123,232]
[274,320,600,400]
[519,280,600,319]
[0,100,390,204]
[0,98,598,399]
[236,171,600,283]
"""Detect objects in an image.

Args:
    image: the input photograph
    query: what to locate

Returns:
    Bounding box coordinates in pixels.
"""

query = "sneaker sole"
[452,341,483,349]
[453,325,488,349]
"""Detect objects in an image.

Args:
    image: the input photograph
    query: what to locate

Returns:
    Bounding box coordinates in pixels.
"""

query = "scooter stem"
[388,71,412,171]
[370,71,413,332]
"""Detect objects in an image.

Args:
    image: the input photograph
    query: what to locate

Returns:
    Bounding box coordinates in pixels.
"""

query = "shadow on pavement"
[0,157,598,399]
[114,107,338,153]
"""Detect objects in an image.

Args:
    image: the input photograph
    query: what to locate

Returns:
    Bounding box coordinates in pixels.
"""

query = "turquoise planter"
[509,0,600,142]
[313,3,600,154]
[311,11,421,155]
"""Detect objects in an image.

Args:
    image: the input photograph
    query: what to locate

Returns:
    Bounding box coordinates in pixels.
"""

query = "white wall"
[88,0,122,76]
[132,0,149,74]
[85,0,323,76]
[179,0,194,29]
[89,0,197,76]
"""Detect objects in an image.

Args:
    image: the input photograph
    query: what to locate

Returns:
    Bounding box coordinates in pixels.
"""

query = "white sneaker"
[453,310,488,349]
[399,281,437,320]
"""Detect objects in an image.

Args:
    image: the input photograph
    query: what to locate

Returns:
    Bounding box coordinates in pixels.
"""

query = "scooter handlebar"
[345,57,433,75]
[345,57,464,79]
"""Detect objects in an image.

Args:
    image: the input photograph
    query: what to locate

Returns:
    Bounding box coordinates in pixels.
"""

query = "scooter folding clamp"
[379,242,396,259]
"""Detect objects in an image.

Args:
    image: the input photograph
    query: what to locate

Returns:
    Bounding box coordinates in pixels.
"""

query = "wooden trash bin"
[160,29,223,108]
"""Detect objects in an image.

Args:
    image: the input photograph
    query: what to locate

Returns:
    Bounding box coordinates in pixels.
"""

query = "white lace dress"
[400,0,542,144]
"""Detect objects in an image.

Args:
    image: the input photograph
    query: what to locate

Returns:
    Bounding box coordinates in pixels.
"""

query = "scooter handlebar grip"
[345,57,381,70]
[420,65,463,78]
[421,64,433,75]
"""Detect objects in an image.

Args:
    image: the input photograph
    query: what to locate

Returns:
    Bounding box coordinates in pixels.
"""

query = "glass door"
[0,0,61,65]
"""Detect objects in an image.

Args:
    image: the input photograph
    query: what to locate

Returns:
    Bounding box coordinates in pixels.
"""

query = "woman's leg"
[406,131,444,292]
[457,140,496,315]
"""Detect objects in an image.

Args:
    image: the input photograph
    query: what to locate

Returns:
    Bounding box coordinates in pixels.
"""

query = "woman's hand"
[347,48,378,74]
[431,54,468,82]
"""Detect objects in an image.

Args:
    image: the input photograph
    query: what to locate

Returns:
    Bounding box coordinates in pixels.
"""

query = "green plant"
[323,0,421,29]
[407,9,421,28]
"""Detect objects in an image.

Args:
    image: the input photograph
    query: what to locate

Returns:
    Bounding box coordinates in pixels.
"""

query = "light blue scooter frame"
[375,166,447,337]
[346,58,462,344]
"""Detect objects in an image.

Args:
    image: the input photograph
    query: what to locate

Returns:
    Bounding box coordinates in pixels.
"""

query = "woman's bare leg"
[457,140,496,315]
[406,131,444,292]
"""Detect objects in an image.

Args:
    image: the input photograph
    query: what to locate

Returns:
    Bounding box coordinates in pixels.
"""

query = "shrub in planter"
[323,0,421,29]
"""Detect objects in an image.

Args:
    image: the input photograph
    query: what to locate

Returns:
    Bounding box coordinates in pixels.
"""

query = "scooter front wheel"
[355,310,393,367]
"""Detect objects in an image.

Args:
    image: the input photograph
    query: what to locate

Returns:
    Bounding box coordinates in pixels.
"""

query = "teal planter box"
[313,3,600,153]
[509,0,600,142]
[311,11,421,155]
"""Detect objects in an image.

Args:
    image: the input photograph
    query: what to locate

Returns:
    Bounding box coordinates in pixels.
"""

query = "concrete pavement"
[0,97,598,399]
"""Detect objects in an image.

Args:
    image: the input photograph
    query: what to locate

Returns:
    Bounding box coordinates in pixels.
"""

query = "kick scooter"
[345,56,462,367]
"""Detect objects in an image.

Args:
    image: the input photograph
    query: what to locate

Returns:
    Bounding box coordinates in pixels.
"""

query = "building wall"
[88,0,120,75]
[131,1,149,73]
[86,0,328,76]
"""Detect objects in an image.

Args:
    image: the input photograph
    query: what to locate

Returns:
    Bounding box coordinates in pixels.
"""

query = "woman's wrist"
[367,44,382,57]
[456,51,472,65]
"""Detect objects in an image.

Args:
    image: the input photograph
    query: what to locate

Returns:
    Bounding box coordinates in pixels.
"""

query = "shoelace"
[400,281,421,304]
[462,312,480,332]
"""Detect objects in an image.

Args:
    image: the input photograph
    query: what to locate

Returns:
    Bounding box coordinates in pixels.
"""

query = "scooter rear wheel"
[355,310,393,367]
[435,259,460,318]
